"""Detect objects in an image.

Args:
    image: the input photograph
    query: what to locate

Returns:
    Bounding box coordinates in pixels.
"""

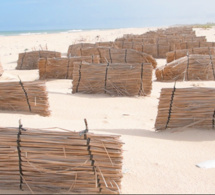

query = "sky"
[0,0,215,31]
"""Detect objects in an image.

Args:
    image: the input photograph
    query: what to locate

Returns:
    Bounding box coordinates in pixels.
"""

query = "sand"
[0,26,215,194]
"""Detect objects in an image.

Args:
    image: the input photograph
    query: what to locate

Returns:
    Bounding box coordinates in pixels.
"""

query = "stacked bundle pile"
[38,56,100,80]
[114,26,208,58]
[16,51,61,70]
[155,87,215,130]
[156,54,215,81]
[0,81,50,116]
[72,62,153,96]
[0,126,123,194]
[74,47,157,69]
[166,47,215,63]
[0,61,3,76]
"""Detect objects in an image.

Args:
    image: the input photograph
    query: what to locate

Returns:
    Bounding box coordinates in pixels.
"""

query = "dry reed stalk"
[156,54,215,81]
[0,81,50,116]
[155,87,215,130]
[72,62,153,96]
[16,51,61,70]
[0,126,123,194]
[38,56,100,80]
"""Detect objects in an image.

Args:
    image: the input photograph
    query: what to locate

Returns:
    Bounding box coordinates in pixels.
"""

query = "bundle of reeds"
[166,47,215,63]
[155,87,215,130]
[0,81,50,116]
[38,56,100,80]
[16,51,61,70]
[0,127,20,190]
[72,62,153,96]
[67,43,96,57]
[76,47,157,69]
[95,41,115,47]
[156,54,215,81]
[0,126,123,194]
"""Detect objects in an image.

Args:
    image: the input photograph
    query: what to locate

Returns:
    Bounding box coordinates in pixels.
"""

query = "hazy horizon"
[0,0,215,31]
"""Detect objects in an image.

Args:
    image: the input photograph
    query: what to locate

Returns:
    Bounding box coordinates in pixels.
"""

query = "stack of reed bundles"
[114,26,209,58]
[166,47,215,63]
[0,81,50,116]
[0,126,123,194]
[155,87,215,130]
[114,37,207,58]
[38,56,100,80]
[16,51,61,70]
[156,54,215,82]
[75,47,157,69]
[67,42,115,57]
[72,62,152,96]
[0,61,3,76]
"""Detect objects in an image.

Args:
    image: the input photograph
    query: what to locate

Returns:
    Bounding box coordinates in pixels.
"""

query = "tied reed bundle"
[72,62,153,96]
[38,56,100,80]
[67,42,115,57]
[156,54,215,81]
[16,51,61,70]
[0,81,50,116]
[155,87,215,130]
[166,47,215,63]
[0,124,123,194]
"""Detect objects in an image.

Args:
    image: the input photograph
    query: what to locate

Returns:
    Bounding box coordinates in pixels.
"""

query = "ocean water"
[0,28,116,36]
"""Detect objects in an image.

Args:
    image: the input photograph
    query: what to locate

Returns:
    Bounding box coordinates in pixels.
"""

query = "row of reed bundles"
[0,81,50,116]
[155,87,215,130]
[38,56,100,80]
[72,62,153,96]
[0,126,123,194]
[114,39,208,58]
[115,26,208,58]
[16,51,61,70]
[68,45,157,69]
[156,54,215,81]
[166,47,215,63]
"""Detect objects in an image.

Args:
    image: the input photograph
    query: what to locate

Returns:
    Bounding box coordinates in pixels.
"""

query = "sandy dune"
[0,27,215,194]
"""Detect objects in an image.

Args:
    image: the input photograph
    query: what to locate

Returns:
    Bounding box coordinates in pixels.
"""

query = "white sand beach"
[1,26,215,194]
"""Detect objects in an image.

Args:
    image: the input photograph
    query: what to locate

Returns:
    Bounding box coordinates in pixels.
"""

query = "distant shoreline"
[0,26,171,37]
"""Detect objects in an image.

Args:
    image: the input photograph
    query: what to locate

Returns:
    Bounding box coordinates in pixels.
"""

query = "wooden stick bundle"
[156,54,215,81]
[0,81,50,116]
[72,62,153,96]
[16,51,61,70]
[0,126,123,194]
[155,87,215,130]
[38,56,100,80]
